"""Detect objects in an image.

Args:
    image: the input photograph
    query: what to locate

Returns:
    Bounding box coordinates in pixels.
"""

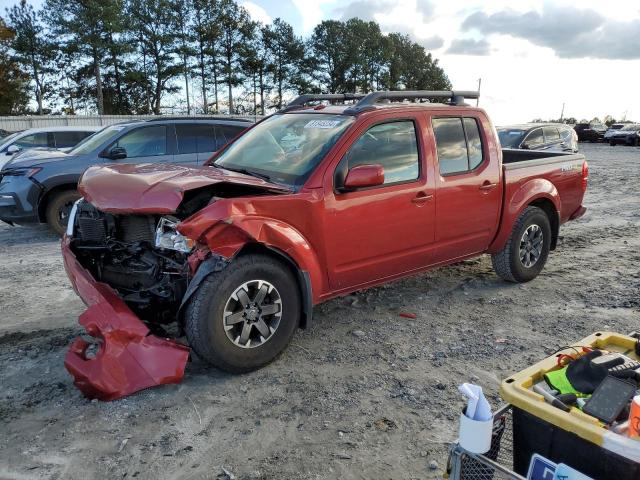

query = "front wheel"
[45,190,81,236]
[491,206,551,283]
[185,254,300,373]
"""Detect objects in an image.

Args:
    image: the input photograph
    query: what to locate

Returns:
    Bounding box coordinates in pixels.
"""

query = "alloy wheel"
[223,280,282,348]
[519,224,544,268]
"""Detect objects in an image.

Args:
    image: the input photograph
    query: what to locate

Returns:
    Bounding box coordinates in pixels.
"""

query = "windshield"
[0,131,23,149]
[621,124,640,131]
[213,113,355,186]
[69,125,127,155]
[497,129,526,148]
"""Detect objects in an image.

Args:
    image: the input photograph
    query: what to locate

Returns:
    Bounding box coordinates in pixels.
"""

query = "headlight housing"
[1,167,42,178]
[155,217,194,253]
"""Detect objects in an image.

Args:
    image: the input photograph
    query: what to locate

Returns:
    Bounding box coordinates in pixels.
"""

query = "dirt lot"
[0,143,638,480]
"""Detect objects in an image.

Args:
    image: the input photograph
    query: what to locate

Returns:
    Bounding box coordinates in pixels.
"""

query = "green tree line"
[0,0,451,116]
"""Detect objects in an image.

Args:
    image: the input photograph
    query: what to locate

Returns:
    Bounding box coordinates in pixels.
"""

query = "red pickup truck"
[62,91,588,399]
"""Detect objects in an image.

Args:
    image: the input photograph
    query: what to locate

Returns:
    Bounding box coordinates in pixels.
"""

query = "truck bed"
[502,148,584,169]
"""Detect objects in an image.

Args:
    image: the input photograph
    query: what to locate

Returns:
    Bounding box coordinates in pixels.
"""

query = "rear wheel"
[491,206,551,283]
[45,190,80,236]
[185,254,300,373]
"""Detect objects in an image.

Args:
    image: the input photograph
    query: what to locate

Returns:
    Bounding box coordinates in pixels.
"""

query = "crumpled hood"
[79,163,292,214]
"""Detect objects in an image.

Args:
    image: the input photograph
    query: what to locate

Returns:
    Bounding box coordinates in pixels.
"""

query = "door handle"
[411,192,433,204]
[479,181,498,191]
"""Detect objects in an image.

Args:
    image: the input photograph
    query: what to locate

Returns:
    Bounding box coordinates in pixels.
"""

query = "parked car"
[497,123,578,152]
[606,124,640,146]
[574,122,607,142]
[0,126,100,169]
[0,117,252,234]
[62,90,589,397]
[603,124,625,142]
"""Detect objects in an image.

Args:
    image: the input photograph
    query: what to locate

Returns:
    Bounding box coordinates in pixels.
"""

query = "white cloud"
[241,1,272,25]
[307,0,640,123]
[292,0,335,33]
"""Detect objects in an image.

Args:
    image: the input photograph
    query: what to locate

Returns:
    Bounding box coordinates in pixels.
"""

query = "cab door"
[322,113,436,291]
[430,115,501,264]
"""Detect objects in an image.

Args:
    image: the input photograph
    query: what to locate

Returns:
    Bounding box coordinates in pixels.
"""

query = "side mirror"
[108,146,127,160]
[6,145,20,155]
[520,142,530,149]
[343,164,385,190]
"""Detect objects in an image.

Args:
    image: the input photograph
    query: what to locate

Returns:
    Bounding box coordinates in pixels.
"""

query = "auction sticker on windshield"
[304,120,344,129]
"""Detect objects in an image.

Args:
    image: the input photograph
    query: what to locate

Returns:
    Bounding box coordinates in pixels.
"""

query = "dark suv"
[0,117,251,234]
[574,122,607,142]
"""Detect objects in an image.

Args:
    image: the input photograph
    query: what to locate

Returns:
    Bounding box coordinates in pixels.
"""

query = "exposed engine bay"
[69,200,195,326]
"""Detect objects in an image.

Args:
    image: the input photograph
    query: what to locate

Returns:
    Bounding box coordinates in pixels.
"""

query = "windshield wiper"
[217,165,272,182]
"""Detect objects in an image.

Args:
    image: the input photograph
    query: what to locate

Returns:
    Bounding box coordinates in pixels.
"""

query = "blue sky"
[3,0,639,123]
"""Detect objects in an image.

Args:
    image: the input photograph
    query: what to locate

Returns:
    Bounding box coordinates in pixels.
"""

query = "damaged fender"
[178,202,324,326]
[62,238,190,401]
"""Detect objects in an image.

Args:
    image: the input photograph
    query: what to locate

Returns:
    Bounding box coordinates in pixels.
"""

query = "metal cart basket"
[447,405,525,480]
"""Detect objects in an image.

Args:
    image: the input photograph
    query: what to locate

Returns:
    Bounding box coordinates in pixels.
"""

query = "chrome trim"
[65,198,83,237]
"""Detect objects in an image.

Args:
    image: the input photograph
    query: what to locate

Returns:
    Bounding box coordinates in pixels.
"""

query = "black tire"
[610,141,616,146]
[491,206,552,283]
[45,190,81,236]
[185,254,300,373]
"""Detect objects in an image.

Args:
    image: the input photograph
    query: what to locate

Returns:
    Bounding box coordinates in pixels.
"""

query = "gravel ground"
[0,143,638,480]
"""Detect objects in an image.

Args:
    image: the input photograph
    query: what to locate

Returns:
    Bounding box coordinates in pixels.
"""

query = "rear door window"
[175,124,199,154]
[13,132,49,149]
[524,128,544,147]
[433,117,485,175]
[114,126,168,158]
[215,125,245,150]
[543,127,561,143]
[464,118,483,170]
[54,131,91,148]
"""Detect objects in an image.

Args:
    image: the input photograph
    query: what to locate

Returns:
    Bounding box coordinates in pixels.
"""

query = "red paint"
[399,312,417,319]
[62,239,190,401]
[344,164,385,189]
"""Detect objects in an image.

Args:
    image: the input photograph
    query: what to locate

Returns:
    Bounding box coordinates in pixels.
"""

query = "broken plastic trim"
[62,238,190,401]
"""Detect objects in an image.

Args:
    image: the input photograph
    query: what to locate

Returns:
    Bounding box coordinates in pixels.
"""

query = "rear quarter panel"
[488,155,586,254]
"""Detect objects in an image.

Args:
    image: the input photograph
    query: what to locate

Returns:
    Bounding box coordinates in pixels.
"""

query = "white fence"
[0,114,261,132]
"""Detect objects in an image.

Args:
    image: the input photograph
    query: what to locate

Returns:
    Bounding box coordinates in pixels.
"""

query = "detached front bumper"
[62,238,190,401]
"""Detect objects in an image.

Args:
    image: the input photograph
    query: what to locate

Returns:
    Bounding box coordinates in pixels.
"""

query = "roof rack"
[344,90,480,113]
[281,93,366,112]
[145,116,254,123]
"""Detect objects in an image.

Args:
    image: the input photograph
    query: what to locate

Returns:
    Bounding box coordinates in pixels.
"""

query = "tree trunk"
[226,45,233,114]
[154,60,162,115]
[198,44,207,114]
[183,54,191,115]
[252,71,257,115]
[93,48,104,115]
[109,33,124,113]
[259,68,264,115]
[30,54,43,115]
[277,63,283,109]
[211,48,219,113]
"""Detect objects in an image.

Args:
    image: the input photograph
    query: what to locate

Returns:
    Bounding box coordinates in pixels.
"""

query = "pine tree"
[6,0,53,114]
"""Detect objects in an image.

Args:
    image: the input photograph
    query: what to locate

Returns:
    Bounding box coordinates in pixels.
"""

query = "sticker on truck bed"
[304,120,343,129]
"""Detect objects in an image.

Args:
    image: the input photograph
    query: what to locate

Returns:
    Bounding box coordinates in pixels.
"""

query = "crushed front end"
[63,200,197,400]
